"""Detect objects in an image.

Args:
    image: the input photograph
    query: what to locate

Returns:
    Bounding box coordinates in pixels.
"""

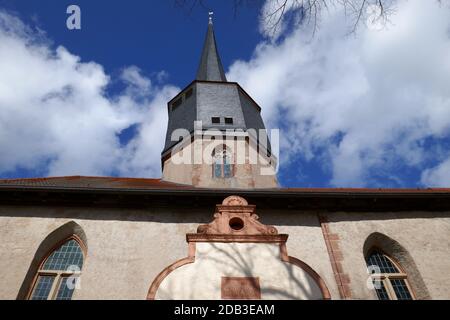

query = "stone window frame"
[366,248,415,300]
[363,232,429,300]
[212,145,234,179]
[27,235,86,300]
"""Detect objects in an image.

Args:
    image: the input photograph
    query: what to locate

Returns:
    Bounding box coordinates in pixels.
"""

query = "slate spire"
[196,13,227,82]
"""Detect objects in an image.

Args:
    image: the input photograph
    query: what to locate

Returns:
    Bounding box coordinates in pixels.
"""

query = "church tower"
[161,16,278,189]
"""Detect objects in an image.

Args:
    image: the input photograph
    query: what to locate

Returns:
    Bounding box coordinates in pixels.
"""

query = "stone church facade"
[0,19,449,300]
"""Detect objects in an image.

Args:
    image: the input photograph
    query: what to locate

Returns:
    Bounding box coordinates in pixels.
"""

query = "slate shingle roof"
[163,21,267,156]
[196,20,227,82]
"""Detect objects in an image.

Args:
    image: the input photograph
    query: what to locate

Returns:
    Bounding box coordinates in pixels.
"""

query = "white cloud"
[422,158,450,187]
[228,0,450,187]
[0,11,178,178]
[120,65,152,96]
[1,2,450,187]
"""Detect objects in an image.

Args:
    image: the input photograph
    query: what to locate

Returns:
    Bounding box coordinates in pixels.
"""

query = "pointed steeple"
[162,14,277,188]
[196,13,227,82]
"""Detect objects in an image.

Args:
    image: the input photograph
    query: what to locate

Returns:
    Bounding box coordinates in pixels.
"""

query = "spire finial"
[208,11,214,24]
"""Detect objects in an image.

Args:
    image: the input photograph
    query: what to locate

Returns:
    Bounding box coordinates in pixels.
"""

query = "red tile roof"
[281,187,450,194]
[0,176,449,195]
[0,176,191,190]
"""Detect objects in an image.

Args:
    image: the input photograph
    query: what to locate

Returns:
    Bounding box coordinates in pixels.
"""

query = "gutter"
[1,185,450,199]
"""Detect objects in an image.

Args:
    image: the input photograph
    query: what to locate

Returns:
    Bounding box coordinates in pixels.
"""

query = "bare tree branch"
[175,0,448,38]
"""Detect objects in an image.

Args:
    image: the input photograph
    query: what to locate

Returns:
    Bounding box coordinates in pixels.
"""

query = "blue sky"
[0,0,450,188]
[0,1,262,87]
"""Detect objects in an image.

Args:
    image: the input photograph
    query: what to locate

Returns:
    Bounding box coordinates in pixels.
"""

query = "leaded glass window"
[55,277,77,300]
[31,276,55,300]
[390,279,413,300]
[213,149,233,179]
[366,250,414,300]
[29,238,84,300]
[223,155,232,178]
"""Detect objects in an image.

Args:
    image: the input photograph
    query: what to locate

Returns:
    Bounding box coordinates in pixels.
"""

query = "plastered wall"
[0,205,449,300]
[156,242,323,300]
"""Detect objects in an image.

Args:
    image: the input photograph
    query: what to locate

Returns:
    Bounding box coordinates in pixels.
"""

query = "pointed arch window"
[366,250,414,300]
[29,237,85,300]
[213,148,233,179]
